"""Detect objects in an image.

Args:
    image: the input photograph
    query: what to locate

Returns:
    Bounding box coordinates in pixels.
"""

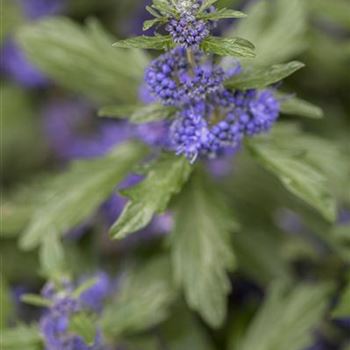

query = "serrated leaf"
[198,8,247,21]
[171,171,238,328]
[110,154,192,239]
[21,294,52,308]
[235,283,330,350]
[0,325,42,349]
[101,255,177,338]
[225,61,304,90]
[16,18,149,104]
[332,282,350,318]
[20,142,147,250]
[201,36,255,58]
[246,130,336,222]
[113,35,173,50]
[279,95,324,119]
[152,0,177,16]
[99,104,176,124]
[143,18,167,31]
[69,313,97,346]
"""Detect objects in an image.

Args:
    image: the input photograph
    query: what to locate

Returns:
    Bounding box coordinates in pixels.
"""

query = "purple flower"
[0,39,49,88]
[39,275,110,350]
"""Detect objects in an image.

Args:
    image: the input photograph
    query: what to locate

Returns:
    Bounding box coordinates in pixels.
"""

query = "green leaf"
[16,18,149,104]
[113,35,173,50]
[279,95,324,119]
[235,282,330,350]
[171,171,238,328]
[20,142,147,250]
[230,0,307,65]
[21,294,52,308]
[201,36,255,58]
[199,0,219,13]
[101,255,177,338]
[246,128,336,222]
[332,282,350,318]
[198,8,247,21]
[0,325,42,350]
[72,277,99,298]
[69,313,97,346]
[225,61,304,90]
[99,104,176,124]
[152,0,177,16]
[110,154,192,239]
[39,231,66,278]
[143,18,167,31]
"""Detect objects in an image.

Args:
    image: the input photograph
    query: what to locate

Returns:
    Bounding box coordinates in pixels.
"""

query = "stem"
[186,48,195,69]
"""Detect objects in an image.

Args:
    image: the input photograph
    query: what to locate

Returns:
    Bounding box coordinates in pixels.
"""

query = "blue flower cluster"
[165,1,210,48]
[39,273,110,350]
[144,48,280,162]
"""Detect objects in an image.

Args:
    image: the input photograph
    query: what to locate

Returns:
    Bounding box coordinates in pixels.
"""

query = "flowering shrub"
[1,0,350,349]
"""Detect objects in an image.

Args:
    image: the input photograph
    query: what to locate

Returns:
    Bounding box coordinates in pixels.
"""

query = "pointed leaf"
[225,61,305,90]
[171,171,238,328]
[110,154,192,239]
[113,35,173,50]
[198,8,247,21]
[279,94,324,119]
[20,142,147,250]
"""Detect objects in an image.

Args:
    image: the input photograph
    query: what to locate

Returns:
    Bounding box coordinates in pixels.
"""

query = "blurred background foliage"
[1,0,350,349]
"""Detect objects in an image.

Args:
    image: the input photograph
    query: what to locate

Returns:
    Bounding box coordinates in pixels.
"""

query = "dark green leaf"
[20,142,147,250]
[225,61,304,90]
[69,313,97,346]
[235,282,330,350]
[201,36,255,58]
[246,128,336,222]
[101,256,177,338]
[113,35,173,50]
[0,325,42,349]
[17,18,149,104]
[21,294,51,308]
[99,104,176,124]
[279,94,324,119]
[152,0,177,16]
[110,154,192,239]
[171,171,238,328]
[198,8,247,21]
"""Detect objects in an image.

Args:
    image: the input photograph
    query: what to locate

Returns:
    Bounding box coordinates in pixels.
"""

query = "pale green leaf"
[16,18,149,104]
[110,154,192,239]
[279,94,324,119]
[171,171,238,328]
[0,325,42,350]
[201,36,255,58]
[99,104,176,124]
[101,255,177,338]
[21,294,51,308]
[20,142,147,250]
[246,128,336,222]
[235,282,330,350]
[225,61,304,90]
[143,18,167,31]
[113,35,173,50]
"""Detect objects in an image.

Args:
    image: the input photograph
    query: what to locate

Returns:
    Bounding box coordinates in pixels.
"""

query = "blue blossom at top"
[39,274,111,350]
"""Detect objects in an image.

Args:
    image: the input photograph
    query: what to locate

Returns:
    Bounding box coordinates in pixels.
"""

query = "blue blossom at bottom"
[40,274,111,350]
